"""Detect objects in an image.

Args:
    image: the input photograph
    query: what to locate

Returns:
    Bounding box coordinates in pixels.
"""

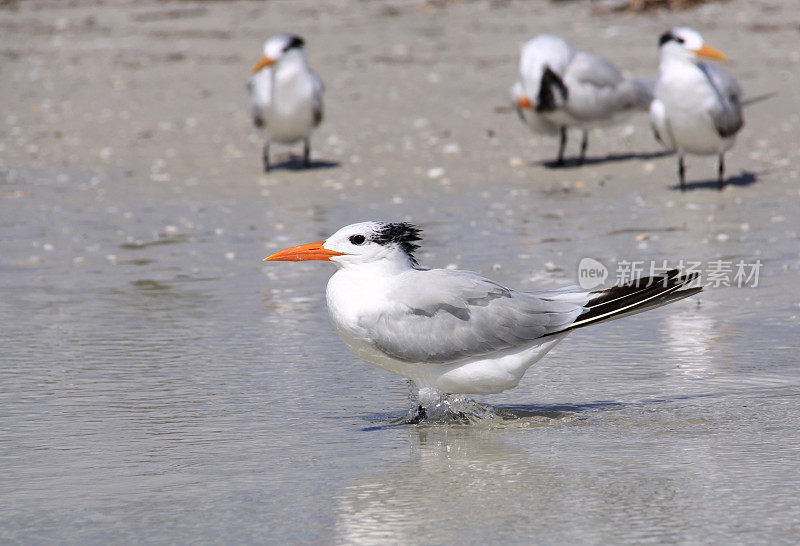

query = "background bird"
[264,222,701,413]
[248,33,324,172]
[650,27,743,190]
[512,34,654,166]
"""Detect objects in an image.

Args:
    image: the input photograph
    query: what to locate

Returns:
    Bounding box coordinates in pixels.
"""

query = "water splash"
[401,393,496,425]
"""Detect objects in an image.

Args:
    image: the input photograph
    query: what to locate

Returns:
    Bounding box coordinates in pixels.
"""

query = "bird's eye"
[676,37,685,44]
[349,234,366,245]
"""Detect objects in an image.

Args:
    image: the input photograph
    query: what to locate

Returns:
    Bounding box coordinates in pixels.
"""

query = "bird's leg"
[302,138,310,168]
[578,128,589,165]
[717,153,725,190]
[407,404,427,425]
[678,153,686,191]
[262,140,271,173]
[555,126,567,167]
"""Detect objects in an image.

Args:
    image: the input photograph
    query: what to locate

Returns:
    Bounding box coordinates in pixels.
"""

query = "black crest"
[283,35,305,52]
[659,31,684,47]
[372,222,422,264]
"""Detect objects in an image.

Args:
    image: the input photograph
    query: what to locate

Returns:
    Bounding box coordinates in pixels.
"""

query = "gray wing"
[247,69,272,129]
[699,62,743,138]
[310,69,324,127]
[567,52,624,88]
[649,97,675,150]
[628,76,656,110]
[361,269,585,364]
[565,52,651,117]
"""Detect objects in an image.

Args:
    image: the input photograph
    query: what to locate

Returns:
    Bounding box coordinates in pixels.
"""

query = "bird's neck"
[276,50,308,73]
[659,52,697,73]
[334,257,416,278]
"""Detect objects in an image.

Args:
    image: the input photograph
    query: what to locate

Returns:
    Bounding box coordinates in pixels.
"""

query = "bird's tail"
[742,91,777,108]
[558,269,701,333]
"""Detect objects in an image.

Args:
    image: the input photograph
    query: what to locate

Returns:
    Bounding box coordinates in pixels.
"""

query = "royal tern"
[512,34,653,166]
[264,222,701,406]
[248,34,324,172]
[650,27,743,190]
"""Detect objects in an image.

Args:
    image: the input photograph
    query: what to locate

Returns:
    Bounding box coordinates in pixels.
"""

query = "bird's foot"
[406,404,427,424]
[403,387,494,424]
[302,139,311,168]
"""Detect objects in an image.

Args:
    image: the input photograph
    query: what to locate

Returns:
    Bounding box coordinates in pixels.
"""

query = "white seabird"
[264,222,701,415]
[248,34,324,172]
[650,27,743,190]
[512,34,653,166]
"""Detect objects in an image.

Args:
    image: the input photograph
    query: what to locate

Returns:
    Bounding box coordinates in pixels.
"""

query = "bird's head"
[658,27,727,63]
[251,33,306,74]
[264,222,423,271]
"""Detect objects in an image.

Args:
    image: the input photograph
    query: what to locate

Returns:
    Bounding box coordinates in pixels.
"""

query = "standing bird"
[264,222,701,412]
[650,27,743,190]
[512,34,653,166]
[248,34,324,172]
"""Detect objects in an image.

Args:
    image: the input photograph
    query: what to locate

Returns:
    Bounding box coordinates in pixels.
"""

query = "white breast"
[266,63,317,143]
[655,61,733,155]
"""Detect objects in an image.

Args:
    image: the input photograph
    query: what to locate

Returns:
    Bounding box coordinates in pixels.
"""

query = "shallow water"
[2,161,799,544]
[2,0,800,543]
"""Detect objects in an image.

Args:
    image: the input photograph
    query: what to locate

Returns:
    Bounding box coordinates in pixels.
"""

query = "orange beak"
[251,55,276,74]
[693,44,727,61]
[516,96,533,110]
[263,241,344,262]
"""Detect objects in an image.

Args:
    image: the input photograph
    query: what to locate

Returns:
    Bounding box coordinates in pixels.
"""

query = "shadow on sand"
[268,156,340,172]
[538,150,672,169]
[671,171,758,192]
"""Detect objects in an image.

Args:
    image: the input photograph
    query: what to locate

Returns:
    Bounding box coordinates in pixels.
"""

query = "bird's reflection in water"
[335,418,692,544]
[665,311,719,378]
[334,426,561,544]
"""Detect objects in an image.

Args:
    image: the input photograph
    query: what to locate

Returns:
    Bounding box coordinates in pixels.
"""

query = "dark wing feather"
[699,62,743,138]
[555,269,701,333]
[310,69,324,127]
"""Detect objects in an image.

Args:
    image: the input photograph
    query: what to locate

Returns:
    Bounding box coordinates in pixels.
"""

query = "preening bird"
[511,34,653,166]
[248,34,324,172]
[650,27,743,190]
[264,222,701,409]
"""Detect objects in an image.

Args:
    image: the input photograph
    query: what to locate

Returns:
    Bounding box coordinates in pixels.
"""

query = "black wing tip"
[536,65,568,113]
[592,268,701,294]
[569,268,702,331]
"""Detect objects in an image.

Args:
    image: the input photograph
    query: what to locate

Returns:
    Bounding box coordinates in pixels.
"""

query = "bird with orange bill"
[247,34,324,172]
[264,221,701,419]
[511,34,654,166]
[650,27,743,190]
